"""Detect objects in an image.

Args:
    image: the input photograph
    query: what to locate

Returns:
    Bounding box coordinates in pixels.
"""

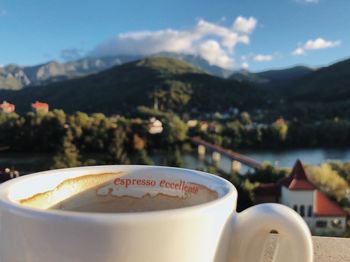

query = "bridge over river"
[190,137,262,173]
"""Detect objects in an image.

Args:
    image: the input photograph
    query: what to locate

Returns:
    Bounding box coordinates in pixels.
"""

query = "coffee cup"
[0,165,313,261]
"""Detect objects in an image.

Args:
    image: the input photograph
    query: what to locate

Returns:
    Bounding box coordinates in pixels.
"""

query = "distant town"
[0,99,349,237]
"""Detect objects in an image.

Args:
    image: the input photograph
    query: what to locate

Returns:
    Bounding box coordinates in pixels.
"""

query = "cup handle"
[227,203,313,262]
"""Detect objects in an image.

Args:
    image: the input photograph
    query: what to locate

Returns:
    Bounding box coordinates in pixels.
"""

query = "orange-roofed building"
[255,160,347,235]
[0,101,15,113]
[31,101,49,113]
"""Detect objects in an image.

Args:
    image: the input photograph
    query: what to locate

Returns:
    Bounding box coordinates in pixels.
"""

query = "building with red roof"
[255,160,347,235]
[31,101,49,113]
[0,101,15,113]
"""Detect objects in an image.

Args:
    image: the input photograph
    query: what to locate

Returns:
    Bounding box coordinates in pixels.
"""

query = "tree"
[68,111,90,139]
[248,163,288,183]
[167,80,192,111]
[51,131,81,169]
[0,112,23,150]
[271,118,288,142]
[39,110,67,151]
[237,179,259,211]
[106,127,130,164]
[134,149,154,165]
[229,171,241,186]
[81,113,112,152]
[306,163,349,201]
[240,112,252,125]
[165,147,184,167]
[328,161,350,183]
[151,88,168,111]
[162,115,188,145]
[223,120,243,147]
[207,165,219,176]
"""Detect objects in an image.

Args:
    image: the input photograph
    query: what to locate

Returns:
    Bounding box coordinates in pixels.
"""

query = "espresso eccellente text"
[114,178,199,194]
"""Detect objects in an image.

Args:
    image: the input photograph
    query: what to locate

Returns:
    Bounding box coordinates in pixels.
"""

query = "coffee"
[19,172,218,213]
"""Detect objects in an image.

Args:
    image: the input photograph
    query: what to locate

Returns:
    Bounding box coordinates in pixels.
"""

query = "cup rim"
[0,165,237,222]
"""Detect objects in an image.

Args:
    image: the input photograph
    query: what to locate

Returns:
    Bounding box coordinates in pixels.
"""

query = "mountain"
[0,55,142,90]
[229,70,267,85]
[1,57,262,114]
[156,53,233,78]
[23,55,143,85]
[257,66,314,83]
[0,64,30,90]
[230,66,315,89]
[285,58,350,102]
[0,53,234,91]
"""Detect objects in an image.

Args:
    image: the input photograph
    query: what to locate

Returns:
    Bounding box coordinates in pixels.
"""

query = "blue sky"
[0,0,349,71]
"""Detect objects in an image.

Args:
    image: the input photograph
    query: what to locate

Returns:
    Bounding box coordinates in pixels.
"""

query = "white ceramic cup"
[0,165,313,262]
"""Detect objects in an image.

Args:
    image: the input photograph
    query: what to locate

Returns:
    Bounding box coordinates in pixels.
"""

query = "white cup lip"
[0,165,237,222]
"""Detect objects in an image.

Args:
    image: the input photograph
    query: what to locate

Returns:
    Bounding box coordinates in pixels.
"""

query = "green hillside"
[257,66,313,83]
[230,66,314,89]
[229,70,267,84]
[286,58,350,102]
[0,57,262,115]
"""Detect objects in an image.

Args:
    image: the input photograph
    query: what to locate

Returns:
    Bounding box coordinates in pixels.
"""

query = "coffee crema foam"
[19,172,123,210]
[18,172,218,213]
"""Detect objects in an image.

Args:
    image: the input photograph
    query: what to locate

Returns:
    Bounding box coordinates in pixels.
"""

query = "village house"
[31,101,49,113]
[255,160,347,235]
[148,117,163,134]
[186,120,198,128]
[0,101,15,113]
[199,121,209,131]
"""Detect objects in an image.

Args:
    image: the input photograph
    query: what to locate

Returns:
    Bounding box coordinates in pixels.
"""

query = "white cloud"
[253,54,273,62]
[240,53,275,64]
[292,37,340,56]
[296,0,319,4]
[60,48,83,61]
[292,47,305,56]
[91,17,258,69]
[233,16,258,34]
[241,62,249,70]
[198,40,234,68]
[304,38,340,50]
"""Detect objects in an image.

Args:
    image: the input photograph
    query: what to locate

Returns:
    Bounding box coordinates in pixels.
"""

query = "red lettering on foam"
[114,178,157,189]
[158,180,198,194]
[180,180,185,191]
[114,178,198,194]
[114,178,121,185]
[165,182,172,189]
[183,184,188,192]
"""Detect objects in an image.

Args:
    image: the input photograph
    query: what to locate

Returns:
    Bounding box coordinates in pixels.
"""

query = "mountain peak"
[134,56,203,75]
[150,53,233,78]
[229,65,315,88]
[1,55,259,115]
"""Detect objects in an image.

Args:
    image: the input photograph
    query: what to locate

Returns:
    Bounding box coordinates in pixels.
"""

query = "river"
[1,148,350,174]
[181,148,350,174]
